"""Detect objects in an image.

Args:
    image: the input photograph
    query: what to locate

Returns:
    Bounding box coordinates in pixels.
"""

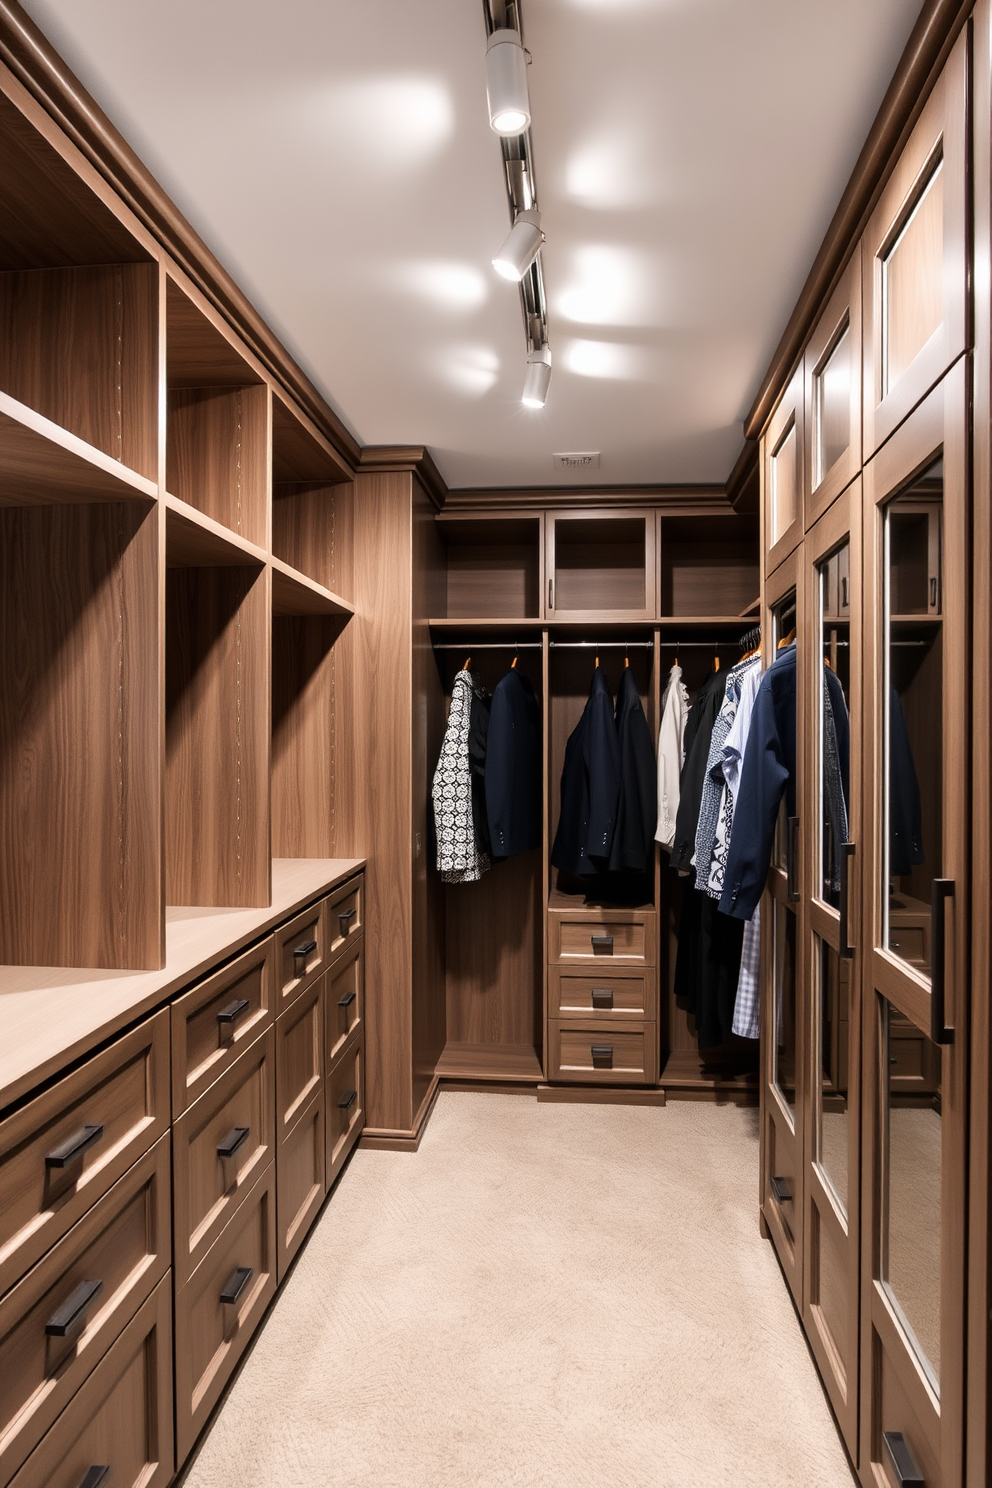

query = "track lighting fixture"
[492,210,544,282]
[522,345,552,408]
[485,29,531,135]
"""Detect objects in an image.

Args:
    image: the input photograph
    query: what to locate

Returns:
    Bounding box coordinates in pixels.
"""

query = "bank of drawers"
[548,901,658,1086]
[0,871,365,1488]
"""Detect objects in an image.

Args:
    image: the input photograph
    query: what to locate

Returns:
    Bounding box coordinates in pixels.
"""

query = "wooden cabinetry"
[804,254,862,527]
[763,364,805,573]
[547,510,656,621]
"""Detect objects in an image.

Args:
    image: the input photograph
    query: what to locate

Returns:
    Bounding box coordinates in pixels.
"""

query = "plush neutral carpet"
[183,1092,856,1488]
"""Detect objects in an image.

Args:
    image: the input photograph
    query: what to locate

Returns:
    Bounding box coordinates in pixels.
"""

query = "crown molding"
[439,484,733,514]
[358,446,449,510]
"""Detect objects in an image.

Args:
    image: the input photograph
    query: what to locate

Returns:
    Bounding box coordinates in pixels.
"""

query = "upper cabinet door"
[546,509,657,621]
[763,362,805,575]
[863,27,968,460]
[804,255,862,528]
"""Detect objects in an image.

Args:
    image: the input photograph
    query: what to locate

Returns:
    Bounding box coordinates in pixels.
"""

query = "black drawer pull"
[76,1469,110,1488]
[217,997,250,1027]
[219,1265,253,1306]
[46,1278,104,1338]
[591,1044,613,1068]
[46,1124,104,1171]
[590,987,614,1009]
[337,991,356,1008]
[338,1089,358,1110]
[217,1126,250,1159]
[883,1430,925,1486]
[591,934,614,950]
[293,939,317,962]
[338,908,357,929]
[770,1176,792,1204]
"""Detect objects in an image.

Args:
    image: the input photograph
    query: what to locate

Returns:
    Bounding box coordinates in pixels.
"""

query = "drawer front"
[275,900,327,1012]
[550,969,656,1021]
[277,1093,325,1282]
[326,1032,363,1188]
[550,911,656,966]
[548,1020,657,1085]
[173,1027,275,1283]
[9,1273,173,1488]
[175,1163,276,1463]
[326,874,364,962]
[276,975,323,1142]
[171,937,274,1115]
[325,939,363,1065]
[0,1011,169,1297]
[0,1136,170,1482]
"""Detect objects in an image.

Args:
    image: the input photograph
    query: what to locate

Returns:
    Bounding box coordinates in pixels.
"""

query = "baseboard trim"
[359,1074,441,1151]
[537,1084,667,1106]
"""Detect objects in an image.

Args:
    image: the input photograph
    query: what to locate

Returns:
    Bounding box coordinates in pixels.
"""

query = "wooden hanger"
[463,655,471,671]
[713,651,720,672]
[778,626,796,649]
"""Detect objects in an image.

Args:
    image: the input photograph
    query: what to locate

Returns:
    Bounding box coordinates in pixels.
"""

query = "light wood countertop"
[0,858,365,1114]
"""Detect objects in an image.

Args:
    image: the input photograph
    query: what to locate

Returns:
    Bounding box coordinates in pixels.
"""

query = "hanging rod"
[550,640,654,649]
[433,641,542,650]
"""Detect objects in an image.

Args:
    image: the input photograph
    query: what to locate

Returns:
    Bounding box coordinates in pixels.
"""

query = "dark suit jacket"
[609,666,657,874]
[485,668,542,860]
[551,667,621,876]
[670,666,729,875]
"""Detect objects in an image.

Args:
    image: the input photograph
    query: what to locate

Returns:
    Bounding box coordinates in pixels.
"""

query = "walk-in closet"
[0,1,990,1486]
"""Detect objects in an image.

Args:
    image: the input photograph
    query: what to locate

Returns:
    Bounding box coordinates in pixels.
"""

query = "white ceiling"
[23,0,923,489]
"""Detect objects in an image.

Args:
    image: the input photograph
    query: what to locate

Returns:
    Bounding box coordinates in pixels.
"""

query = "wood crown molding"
[0,0,362,472]
[744,0,973,440]
[358,445,448,510]
[725,441,759,514]
[439,484,731,513]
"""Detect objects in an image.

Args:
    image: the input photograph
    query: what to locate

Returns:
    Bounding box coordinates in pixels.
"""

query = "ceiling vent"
[553,452,600,471]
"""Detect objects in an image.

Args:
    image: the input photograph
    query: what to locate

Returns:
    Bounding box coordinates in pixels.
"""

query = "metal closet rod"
[434,641,542,650]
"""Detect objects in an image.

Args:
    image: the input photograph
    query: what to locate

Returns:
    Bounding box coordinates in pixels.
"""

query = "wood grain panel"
[0,500,162,968]
[550,967,655,1020]
[276,1091,325,1281]
[0,263,158,478]
[548,1019,657,1084]
[326,939,363,1065]
[326,1030,363,1185]
[170,936,274,1115]
[166,564,270,909]
[166,274,263,387]
[273,899,327,1011]
[445,853,542,1047]
[271,615,342,858]
[272,392,350,482]
[276,974,323,1142]
[272,482,337,589]
[441,516,543,618]
[0,392,157,507]
[326,876,364,961]
[166,383,267,546]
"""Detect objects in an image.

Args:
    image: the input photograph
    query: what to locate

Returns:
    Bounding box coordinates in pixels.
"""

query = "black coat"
[609,666,657,874]
[484,668,542,860]
[551,667,621,876]
[669,667,729,876]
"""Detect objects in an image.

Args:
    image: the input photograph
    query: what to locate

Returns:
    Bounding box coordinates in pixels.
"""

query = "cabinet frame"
[804,255,862,529]
[763,364,805,575]
[546,508,657,621]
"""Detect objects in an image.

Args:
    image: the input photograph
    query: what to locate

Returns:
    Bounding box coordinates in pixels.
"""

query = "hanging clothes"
[732,905,762,1040]
[551,667,621,877]
[609,666,658,875]
[697,656,762,899]
[822,675,850,896]
[468,687,492,860]
[669,665,728,876]
[432,669,491,884]
[485,666,542,860]
[656,662,689,850]
[673,885,746,1048]
[888,685,924,875]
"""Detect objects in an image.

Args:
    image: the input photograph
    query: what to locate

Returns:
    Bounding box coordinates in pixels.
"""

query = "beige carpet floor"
[183,1092,856,1488]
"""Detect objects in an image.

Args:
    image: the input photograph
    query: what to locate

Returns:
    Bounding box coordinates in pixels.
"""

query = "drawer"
[276,975,323,1143]
[275,900,328,1012]
[9,1273,173,1488]
[175,1163,276,1463]
[0,1011,169,1297]
[326,1031,364,1188]
[550,909,656,966]
[325,939,363,1065]
[550,969,656,1021]
[326,874,364,962]
[171,937,274,1115]
[0,1135,170,1482]
[548,1020,658,1085]
[173,1027,275,1283]
[277,1093,325,1283]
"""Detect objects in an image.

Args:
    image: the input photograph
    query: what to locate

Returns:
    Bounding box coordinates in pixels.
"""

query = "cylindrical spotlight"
[485,29,531,135]
[522,345,552,408]
[493,210,544,282]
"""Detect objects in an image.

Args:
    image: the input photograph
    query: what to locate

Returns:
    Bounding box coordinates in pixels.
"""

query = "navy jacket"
[670,667,729,875]
[609,666,657,874]
[551,667,621,876]
[485,668,542,860]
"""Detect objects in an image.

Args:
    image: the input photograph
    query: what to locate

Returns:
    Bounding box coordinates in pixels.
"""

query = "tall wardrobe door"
[801,481,863,1462]
[860,361,969,1488]
[760,549,806,1306]
[804,256,862,530]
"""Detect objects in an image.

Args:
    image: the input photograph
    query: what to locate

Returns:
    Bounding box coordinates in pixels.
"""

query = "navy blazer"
[551,667,621,876]
[485,668,542,860]
[609,666,657,874]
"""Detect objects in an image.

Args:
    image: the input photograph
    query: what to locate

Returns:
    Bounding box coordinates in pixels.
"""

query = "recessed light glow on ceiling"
[565,338,641,380]
[557,245,647,326]
[405,262,488,310]
[485,29,531,135]
[319,77,453,166]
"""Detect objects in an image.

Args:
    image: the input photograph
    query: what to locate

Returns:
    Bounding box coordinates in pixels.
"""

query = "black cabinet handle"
[217,997,249,1028]
[46,1124,104,1171]
[839,842,855,958]
[591,1044,613,1068]
[76,1469,110,1488]
[841,575,849,608]
[338,1089,357,1110]
[930,575,938,609]
[883,1430,925,1486]
[219,1265,253,1306]
[46,1278,104,1338]
[770,1176,792,1204]
[217,1125,250,1159]
[338,908,357,929]
[337,990,356,1008]
[590,987,614,1009]
[930,878,955,1045]
[293,939,317,962]
[591,934,614,950]
[549,578,554,609]
[786,816,800,902]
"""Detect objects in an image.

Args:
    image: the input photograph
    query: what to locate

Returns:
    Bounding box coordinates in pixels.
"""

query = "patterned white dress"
[432,670,490,884]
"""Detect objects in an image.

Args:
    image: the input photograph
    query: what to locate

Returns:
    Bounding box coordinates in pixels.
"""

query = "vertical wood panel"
[271,615,343,857]
[166,383,267,545]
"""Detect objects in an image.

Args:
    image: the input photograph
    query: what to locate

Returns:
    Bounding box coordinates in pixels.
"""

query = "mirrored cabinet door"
[763,364,805,576]
[861,361,969,1488]
[801,480,863,1461]
[804,256,862,530]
